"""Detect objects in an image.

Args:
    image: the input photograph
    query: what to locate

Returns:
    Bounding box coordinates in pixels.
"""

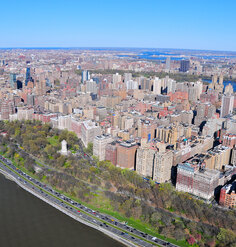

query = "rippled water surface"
[0,174,123,247]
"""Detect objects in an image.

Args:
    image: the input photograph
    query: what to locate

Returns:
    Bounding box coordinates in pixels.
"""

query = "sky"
[0,0,236,51]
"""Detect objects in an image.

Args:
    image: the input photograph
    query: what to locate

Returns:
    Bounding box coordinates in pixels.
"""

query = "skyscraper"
[82,70,90,83]
[220,94,234,118]
[124,73,132,83]
[25,67,31,86]
[112,73,122,84]
[86,79,97,94]
[180,60,190,72]
[165,57,171,70]
[153,77,161,94]
[35,80,46,95]
[10,73,16,88]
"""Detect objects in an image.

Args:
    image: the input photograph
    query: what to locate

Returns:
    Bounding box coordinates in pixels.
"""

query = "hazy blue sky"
[0,0,235,51]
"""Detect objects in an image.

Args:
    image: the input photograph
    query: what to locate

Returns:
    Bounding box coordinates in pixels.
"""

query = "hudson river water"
[0,174,124,247]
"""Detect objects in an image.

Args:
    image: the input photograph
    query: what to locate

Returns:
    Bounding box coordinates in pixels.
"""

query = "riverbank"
[0,167,138,247]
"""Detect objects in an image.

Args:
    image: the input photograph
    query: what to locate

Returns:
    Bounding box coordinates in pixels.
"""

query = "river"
[203,79,236,91]
[0,174,124,247]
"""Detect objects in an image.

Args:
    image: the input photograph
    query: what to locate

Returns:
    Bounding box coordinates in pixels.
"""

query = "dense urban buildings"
[0,48,235,206]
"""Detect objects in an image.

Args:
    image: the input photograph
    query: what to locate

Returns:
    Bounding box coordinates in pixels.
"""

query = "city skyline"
[0,0,236,246]
[0,0,236,51]
[0,45,235,247]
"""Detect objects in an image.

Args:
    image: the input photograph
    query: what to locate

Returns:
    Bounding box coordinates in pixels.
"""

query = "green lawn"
[35,161,43,167]
[47,136,59,146]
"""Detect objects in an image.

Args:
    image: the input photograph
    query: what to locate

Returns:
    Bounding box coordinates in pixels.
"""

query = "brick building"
[105,142,118,166]
[117,141,138,169]
[219,181,236,207]
[222,133,236,148]
[176,161,220,200]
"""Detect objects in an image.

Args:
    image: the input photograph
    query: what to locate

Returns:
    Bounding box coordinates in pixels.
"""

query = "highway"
[0,155,179,247]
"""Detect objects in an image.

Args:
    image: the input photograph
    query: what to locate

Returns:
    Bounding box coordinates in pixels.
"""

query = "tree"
[85,142,93,155]
[57,155,66,167]
[217,228,236,247]
[174,228,186,241]
[150,211,162,225]
[66,132,78,149]
[187,235,196,245]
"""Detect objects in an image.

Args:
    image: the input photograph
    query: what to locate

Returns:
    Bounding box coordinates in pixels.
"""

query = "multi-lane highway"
[0,155,178,247]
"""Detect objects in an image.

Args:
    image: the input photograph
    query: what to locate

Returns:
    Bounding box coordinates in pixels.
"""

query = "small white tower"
[60,140,68,155]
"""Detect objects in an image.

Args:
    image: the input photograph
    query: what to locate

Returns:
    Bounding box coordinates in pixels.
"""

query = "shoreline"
[0,168,139,247]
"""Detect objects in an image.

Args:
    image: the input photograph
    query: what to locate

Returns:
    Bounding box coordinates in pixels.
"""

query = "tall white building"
[81,120,101,147]
[166,78,176,94]
[86,79,97,94]
[153,77,162,94]
[124,73,132,83]
[165,57,171,71]
[112,73,122,84]
[93,134,113,161]
[221,94,234,118]
[126,80,138,90]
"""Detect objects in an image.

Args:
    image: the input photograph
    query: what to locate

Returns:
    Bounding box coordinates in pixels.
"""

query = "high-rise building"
[222,134,236,148]
[165,57,171,70]
[125,80,138,90]
[35,80,46,95]
[81,120,101,147]
[194,102,216,126]
[124,73,132,83]
[10,73,16,88]
[153,77,161,94]
[180,60,190,72]
[112,73,122,84]
[86,79,97,94]
[136,140,173,183]
[220,94,234,118]
[209,74,224,94]
[180,110,193,125]
[93,134,113,161]
[225,83,234,94]
[153,148,173,183]
[25,67,31,86]
[219,74,224,85]
[212,74,218,84]
[1,102,10,120]
[96,107,107,121]
[231,147,236,165]
[166,77,176,94]
[82,70,90,83]
[176,162,220,200]
[105,142,118,165]
[203,145,231,170]
[219,181,236,207]
[117,141,138,169]
[136,144,155,178]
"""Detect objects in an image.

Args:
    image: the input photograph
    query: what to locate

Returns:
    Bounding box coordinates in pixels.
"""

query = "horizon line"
[0,46,236,53]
